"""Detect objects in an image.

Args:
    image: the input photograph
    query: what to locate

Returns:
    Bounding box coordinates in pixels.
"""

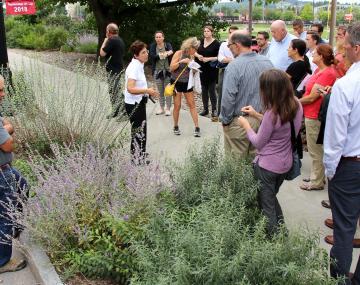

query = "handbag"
[164,64,188,97]
[285,121,302,181]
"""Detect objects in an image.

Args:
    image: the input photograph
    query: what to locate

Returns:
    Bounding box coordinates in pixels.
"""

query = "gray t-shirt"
[0,118,13,165]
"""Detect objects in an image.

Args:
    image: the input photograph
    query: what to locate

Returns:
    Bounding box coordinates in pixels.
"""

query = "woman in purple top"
[238,69,303,236]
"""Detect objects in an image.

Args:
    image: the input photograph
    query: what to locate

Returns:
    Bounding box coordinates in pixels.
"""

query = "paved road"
[6,50,360,283]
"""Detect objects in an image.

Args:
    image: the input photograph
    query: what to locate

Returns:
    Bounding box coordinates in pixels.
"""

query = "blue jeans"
[0,168,17,267]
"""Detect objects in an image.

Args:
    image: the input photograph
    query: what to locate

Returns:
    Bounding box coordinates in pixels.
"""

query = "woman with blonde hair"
[170,37,201,137]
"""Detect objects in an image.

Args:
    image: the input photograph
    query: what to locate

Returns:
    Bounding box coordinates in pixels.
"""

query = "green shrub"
[42,27,69,50]
[130,143,336,285]
[5,21,35,48]
[75,42,97,54]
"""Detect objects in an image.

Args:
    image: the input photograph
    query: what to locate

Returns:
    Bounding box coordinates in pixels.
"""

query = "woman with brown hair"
[195,25,220,120]
[124,40,159,164]
[238,69,303,236]
[299,44,337,190]
[170,37,201,137]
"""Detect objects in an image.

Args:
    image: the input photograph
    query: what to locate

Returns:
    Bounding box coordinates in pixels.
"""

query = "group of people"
[98,20,360,284]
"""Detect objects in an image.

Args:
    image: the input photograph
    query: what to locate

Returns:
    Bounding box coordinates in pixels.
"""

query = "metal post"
[0,1,13,93]
[329,0,337,46]
[0,1,9,69]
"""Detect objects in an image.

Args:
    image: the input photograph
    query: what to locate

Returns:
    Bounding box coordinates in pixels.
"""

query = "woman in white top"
[124,40,159,164]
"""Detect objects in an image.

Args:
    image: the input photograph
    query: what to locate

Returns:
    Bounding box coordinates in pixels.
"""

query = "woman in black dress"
[286,39,312,91]
[195,25,220,120]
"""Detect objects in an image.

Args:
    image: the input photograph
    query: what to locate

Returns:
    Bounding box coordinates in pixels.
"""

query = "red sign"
[6,0,36,15]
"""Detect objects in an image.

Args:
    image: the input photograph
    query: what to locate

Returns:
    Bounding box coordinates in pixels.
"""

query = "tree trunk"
[248,0,253,36]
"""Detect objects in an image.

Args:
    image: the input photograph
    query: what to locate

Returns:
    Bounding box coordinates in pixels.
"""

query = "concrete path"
[7,49,360,283]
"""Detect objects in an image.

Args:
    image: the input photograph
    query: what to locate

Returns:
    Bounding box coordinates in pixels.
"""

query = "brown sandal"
[300,184,324,191]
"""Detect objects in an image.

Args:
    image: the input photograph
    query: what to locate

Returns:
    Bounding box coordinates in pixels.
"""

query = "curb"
[20,231,64,285]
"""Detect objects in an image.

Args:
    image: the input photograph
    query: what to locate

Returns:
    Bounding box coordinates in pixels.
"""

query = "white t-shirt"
[124,58,147,105]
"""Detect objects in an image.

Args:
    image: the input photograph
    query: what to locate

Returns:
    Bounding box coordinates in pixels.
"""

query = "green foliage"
[11,159,37,187]
[75,42,97,54]
[282,10,296,21]
[4,17,69,50]
[130,142,336,285]
[300,3,314,21]
[265,8,281,21]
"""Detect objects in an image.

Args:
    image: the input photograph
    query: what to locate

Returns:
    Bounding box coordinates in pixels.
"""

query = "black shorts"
[170,79,193,93]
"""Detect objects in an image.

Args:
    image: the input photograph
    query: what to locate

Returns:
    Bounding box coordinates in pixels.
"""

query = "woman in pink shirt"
[238,69,303,236]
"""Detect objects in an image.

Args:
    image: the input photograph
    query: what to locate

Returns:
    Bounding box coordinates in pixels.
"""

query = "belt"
[341,156,360,162]
[0,163,11,171]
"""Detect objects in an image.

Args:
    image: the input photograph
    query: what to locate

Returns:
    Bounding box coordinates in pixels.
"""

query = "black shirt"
[286,60,308,89]
[103,36,125,74]
[196,39,220,84]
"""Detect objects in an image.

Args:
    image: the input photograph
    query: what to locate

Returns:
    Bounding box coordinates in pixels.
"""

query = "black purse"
[285,121,302,181]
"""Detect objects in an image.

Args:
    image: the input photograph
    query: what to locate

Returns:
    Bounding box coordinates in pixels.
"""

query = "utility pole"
[0,1,9,70]
[329,0,337,46]
[0,0,12,86]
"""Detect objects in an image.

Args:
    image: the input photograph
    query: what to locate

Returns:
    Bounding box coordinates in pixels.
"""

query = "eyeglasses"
[227,42,235,48]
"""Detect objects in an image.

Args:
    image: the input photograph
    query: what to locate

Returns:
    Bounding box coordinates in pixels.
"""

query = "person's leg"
[155,76,165,112]
[200,83,209,115]
[304,118,325,188]
[328,160,360,284]
[184,91,199,128]
[173,92,182,127]
[164,77,172,111]
[353,257,360,285]
[107,73,121,117]
[125,101,147,159]
[223,117,259,159]
[253,164,284,236]
[208,81,217,116]
[0,170,16,267]
[217,69,224,117]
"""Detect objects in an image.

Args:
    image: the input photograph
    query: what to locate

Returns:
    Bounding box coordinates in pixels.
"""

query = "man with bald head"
[100,23,125,119]
[0,75,27,274]
[267,20,297,71]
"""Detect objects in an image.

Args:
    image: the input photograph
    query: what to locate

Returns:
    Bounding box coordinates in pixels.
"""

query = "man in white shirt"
[323,22,360,285]
[305,31,320,73]
[216,25,239,117]
[292,19,307,40]
[267,20,297,71]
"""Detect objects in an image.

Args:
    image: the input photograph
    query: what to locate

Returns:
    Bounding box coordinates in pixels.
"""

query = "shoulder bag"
[285,121,302,181]
[164,64,188,97]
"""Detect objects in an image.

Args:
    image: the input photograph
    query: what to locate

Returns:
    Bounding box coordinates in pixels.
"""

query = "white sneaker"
[156,108,165,115]
[165,109,171,116]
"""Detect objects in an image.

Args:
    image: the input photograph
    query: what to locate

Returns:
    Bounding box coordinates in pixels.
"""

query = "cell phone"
[241,111,249,116]
[317,87,327,95]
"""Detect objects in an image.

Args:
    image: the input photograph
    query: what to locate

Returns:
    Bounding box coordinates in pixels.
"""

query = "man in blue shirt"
[267,20,297,71]
[323,22,360,285]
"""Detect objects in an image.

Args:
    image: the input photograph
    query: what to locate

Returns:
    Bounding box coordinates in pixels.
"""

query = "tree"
[282,9,295,21]
[300,3,313,21]
[36,0,219,54]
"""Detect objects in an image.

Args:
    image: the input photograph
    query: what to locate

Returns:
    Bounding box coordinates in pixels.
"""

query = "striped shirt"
[220,52,274,125]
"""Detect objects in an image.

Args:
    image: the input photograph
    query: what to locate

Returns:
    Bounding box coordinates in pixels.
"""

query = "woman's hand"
[238,116,251,130]
[202,57,211,63]
[166,50,174,57]
[241,106,257,117]
[147,88,160,98]
[180,58,191,64]
[195,53,204,61]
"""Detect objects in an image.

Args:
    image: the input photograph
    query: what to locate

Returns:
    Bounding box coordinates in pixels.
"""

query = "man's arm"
[0,123,13,153]
[220,64,239,125]
[100,37,109,57]
[323,82,350,178]
[2,118,14,135]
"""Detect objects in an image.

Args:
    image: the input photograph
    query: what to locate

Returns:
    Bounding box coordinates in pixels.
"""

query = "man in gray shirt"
[0,75,27,274]
[220,32,273,158]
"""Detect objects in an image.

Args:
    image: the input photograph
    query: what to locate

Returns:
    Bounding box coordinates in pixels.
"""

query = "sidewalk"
[8,49,360,282]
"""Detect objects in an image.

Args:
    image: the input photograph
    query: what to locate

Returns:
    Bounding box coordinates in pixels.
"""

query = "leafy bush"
[75,42,97,54]
[5,18,68,50]
[130,143,336,285]
[14,145,170,282]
